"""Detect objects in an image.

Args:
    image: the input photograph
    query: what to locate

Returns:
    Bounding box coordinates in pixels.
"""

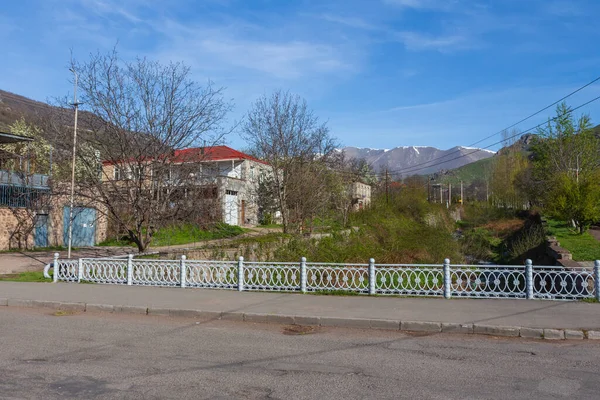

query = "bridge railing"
[46,254,600,301]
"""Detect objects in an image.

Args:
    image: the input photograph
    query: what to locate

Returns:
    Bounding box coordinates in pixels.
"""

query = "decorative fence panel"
[131,259,180,286]
[54,259,79,282]
[450,265,527,298]
[244,262,300,291]
[533,267,596,300]
[49,253,600,301]
[185,260,238,289]
[376,265,444,296]
[305,262,369,293]
[82,258,127,284]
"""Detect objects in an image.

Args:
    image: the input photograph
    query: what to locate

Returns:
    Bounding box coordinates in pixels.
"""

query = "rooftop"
[0,131,33,145]
[102,145,268,166]
[172,146,268,165]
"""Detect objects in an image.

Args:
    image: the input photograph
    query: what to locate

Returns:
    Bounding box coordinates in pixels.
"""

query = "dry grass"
[482,219,524,236]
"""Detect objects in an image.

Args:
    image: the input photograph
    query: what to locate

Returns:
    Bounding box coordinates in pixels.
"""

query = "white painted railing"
[48,253,600,301]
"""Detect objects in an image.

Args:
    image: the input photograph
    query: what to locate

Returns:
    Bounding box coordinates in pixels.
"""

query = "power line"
[332,93,600,180]
[372,75,600,176]
[387,94,600,176]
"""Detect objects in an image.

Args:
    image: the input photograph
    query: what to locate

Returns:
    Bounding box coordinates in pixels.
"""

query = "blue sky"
[1,0,600,151]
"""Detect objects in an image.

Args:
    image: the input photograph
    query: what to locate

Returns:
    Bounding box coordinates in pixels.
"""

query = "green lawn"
[546,219,600,261]
[99,223,247,248]
[0,271,50,282]
[0,246,68,254]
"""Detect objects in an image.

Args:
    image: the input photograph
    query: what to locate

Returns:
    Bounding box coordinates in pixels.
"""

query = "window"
[114,165,127,180]
[131,165,144,180]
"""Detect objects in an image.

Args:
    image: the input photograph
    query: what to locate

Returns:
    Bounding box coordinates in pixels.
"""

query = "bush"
[506,224,546,262]
[275,193,462,264]
[460,228,499,262]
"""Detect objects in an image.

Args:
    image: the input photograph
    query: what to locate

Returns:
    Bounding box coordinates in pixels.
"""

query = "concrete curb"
[2,297,599,341]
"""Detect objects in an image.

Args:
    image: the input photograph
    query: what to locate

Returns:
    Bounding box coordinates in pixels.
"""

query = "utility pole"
[460,180,464,205]
[427,176,430,202]
[439,184,443,204]
[448,183,452,208]
[67,68,80,259]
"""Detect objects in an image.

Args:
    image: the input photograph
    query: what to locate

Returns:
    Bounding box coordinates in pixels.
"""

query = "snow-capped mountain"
[342,146,496,176]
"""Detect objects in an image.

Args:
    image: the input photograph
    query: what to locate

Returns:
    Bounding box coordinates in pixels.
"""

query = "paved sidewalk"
[1,281,599,340]
[0,248,132,275]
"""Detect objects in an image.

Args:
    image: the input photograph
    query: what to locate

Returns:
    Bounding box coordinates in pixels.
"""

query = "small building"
[0,131,107,250]
[351,181,371,211]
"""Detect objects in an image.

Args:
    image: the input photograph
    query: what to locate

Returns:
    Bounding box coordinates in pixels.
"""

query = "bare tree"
[242,90,338,233]
[56,49,232,252]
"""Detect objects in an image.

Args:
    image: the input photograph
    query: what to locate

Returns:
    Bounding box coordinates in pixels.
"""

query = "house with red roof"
[101,146,270,226]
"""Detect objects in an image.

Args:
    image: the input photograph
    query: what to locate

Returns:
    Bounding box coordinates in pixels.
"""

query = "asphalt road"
[1,308,599,400]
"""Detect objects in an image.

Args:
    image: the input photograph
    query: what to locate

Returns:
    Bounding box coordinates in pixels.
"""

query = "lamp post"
[67,68,79,259]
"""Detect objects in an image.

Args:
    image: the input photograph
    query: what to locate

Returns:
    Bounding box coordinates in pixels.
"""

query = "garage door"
[63,207,97,247]
[224,191,238,226]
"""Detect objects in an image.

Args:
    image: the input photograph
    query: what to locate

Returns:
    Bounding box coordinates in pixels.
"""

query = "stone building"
[101,146,270,227]
[0,131,107,250]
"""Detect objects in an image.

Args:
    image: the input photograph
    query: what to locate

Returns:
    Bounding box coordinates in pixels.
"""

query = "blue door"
[63,207,97,247]
[34,214,49,248]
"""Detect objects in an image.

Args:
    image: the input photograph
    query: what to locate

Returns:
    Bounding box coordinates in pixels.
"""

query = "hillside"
[0,89,98,136]
[436,157,494,185]
[433,123,600,187]
[0,90,57,132]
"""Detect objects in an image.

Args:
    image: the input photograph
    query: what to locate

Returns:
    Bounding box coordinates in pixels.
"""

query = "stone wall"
[0,208,33,250]
[0,194,108,251]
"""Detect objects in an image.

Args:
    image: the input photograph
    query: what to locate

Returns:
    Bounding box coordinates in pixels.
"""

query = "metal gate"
[34,214,49,248]
[63,207,97,247]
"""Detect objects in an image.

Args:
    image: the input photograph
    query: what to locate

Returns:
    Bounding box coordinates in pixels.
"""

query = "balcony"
[0,170,49,188]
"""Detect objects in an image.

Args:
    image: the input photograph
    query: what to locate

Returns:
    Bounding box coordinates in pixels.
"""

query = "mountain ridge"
[342,145,496,175]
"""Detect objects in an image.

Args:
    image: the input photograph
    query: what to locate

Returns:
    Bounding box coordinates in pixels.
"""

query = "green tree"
[530,102,600,233]
[490,129,529,208]
[4,118,52,174]
[546,171,600,233]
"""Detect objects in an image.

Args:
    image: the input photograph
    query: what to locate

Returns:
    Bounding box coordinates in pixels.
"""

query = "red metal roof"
[102,146,267,166]
[171,146,267,164]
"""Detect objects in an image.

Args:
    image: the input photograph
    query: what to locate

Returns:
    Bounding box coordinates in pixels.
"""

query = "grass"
[0,271,50,282]
[257,223,283,229]
[546,219,600,261]
[581,298,599,303]
[226,232,290,247]
[0,246,68,254]
[99,223,247,248]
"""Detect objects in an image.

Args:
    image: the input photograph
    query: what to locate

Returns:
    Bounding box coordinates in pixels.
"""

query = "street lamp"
[67,68,79,259]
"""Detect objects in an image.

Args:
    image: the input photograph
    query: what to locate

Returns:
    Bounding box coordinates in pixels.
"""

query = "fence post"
[238,256,244,292]
[300,257,307,293]
[53,252,59,283]
[594,260,600,302]
[443,258,451,299]
[180,255,187,288]
[127,254,133,286]
[369,258,376,295]
[77,258,83,283]
[525,259,533,299]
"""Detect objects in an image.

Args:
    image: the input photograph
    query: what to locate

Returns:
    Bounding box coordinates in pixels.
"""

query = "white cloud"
[382,0,457,11]
[396,31,472,52]
[81,0,144,24]
[150,19,355,81]
[317,14,380,30]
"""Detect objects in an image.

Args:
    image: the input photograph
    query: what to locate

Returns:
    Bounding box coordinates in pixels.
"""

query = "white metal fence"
[50,254,600,301]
